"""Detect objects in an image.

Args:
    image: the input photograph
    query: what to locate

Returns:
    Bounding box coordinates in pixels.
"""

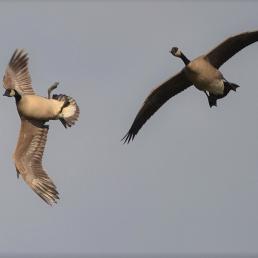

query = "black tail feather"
[224,81,240,96]
[60,118,68,128]
[229,82,240,92]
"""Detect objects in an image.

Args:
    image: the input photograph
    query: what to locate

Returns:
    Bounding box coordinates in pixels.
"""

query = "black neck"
[14,92,21,103]
[180,52,190,65]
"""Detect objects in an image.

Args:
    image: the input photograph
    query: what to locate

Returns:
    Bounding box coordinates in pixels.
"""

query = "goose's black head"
[3,89,21,102]
[170,47,182,57]
[170,47,190,65]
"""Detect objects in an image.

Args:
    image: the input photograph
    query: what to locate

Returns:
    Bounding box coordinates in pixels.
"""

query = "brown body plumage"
[122,30,258,143]
[3,49,80,205]
[16,95,64,120]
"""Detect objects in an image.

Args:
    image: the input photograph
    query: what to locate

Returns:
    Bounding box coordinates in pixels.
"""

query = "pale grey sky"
[0,1,258,256]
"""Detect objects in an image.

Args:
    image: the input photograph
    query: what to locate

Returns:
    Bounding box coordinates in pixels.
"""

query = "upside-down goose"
[122,30,258,143]
[3,49,80,205]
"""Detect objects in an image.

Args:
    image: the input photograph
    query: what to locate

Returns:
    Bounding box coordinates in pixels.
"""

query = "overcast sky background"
[0,1,258,256]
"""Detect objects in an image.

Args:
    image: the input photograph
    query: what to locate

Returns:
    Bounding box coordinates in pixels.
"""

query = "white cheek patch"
[176,49,181,56]
[10,90,16,96]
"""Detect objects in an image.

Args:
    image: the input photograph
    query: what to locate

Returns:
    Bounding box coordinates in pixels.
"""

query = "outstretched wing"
[14,118,59,205]
[122,70,192,143]
[3,49,35,95]
[205,30,258,69]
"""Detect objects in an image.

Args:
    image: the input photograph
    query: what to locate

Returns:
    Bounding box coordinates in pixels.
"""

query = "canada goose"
[122,30,258,143]
[3,49,80,205]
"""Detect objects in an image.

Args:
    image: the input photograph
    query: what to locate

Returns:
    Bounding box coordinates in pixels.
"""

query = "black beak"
[3,89,9,96]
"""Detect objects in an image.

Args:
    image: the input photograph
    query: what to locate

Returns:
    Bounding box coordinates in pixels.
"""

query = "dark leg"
[203,91,217,108]
[204,90,209,98]
[48,82,59,99]
[208,94,217,108]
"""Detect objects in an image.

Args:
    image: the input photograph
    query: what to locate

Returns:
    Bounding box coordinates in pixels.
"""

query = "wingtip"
[9,48,29,71]
[121,132,135,144]
[43,192,60,206]
[32,178,60,206]
[121,134,128,144]
[38,193,59,206]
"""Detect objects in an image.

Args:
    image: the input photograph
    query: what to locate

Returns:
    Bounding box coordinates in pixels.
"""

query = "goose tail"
[53,94,80,128]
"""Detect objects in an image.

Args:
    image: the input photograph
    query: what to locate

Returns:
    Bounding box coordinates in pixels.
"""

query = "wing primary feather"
[14,119,59,205]
[122,70,192,143]
[4,49,34,95]
[205,30,258,68]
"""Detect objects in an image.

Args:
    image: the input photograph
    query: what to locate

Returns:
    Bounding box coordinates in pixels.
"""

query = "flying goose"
[122,30,258,143]
[3,49,80,205]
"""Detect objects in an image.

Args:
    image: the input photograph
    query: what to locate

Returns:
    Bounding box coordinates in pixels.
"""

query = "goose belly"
[17,95,63,120]
[185,58,224,95]
[194,77,224,95]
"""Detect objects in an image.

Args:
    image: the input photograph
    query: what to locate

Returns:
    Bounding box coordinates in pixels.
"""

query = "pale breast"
[184,57,224,94]
[17,95,63,121]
